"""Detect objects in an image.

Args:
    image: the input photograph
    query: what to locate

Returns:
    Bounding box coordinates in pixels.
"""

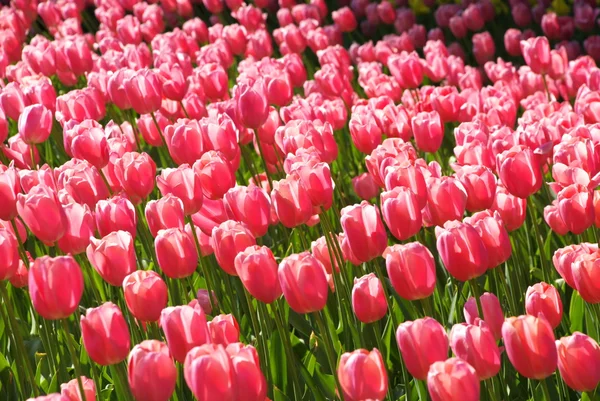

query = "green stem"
[371,323,391,401]
[273,300,303,399]
[540,378,552,401]
[314,310,344,401]
[528,197,551,283]
[469,278,483,318]
[185,216,216,312]
[61,319,88,401]
[242,288,269,376]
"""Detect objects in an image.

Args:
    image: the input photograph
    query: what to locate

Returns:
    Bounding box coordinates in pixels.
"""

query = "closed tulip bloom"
[128,340,177,401]
[497,145,542,199]
[9,258,28,288]
[123,270,168,322]
[454,165,496,212]
[123,69,163,115]
[337,349,388,401]
[57,202,96,255]
[427,358,480,401]
[81,302,131,366]
[18,104,53,144]
[0,164,20,221]
[436,221,488,282]
[157,165,204,215]
[450,322,501,379]
[278,252,329,314]
[352,172,379,201]
[525,282,563,329]
[17,184,68,245]
[464,210,511,270]
[95,196,137,238]
[113,152,157,205]
[352,273,387,323]
[271,175,314,228]
[557,184,594,235]
[60,377,96,401]
[463,292,504,340]
[28,255,83,320]
[502,315,557,379]
[209,314,240,346]
[234,246,282,304]
[427,176,468,227]
[340,201,388,263]
[193,151,236,200]
[388,52,424,89]
[491,184,527,231]
[161,305,210,363]
[556,333,600,392]
[553,243,597,290]
[235,80,269,129]
[0,228,18,281]
[349,112,383,155]
[412,111,443,153]
[184,344,234,401]
[86,231,137,287]
[521,37,551,75]
[70,126,110,169]
[381,186,422,241]
[572,251,600,303]
[311,235,341,274]
[155,228,198,279]
[212,220,256,275]
[226,343,268,401]
[224,185,271,237]
[472,32,495,65]
[291,161,334,212]
[384,242,436,301]
[145,195,186,237]
[396,317,449,380]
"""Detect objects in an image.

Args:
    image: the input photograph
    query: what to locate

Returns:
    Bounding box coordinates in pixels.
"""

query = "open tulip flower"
[4,1,600,401]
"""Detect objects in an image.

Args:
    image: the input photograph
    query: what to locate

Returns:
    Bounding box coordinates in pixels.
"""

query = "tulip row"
[4,0,600,401]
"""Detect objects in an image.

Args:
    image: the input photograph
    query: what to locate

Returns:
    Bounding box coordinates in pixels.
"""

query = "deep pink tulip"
[572,251,600,303]
[556,333,600,392]
[463,292,504,341]
[128,340,177,401]
[491,184,527,232]
[340,201,388,263]
[123,69,163,115]
[17,184,68,245]
[163,119,205,166]
[95,196,137,239]
[278,252,329,314]
[496,145,542,199]
[472,31,495,65]
[388,51,423,89]
[426,176,468,227]
[224,185,271,237]
[234,245,282,304]
[454,165,496,212]
[525,282,563,329]
[291,161,334,212]
[557,184,594,235]
[193,151,236,200]
[208,314,241,346]
[18,104,53,144]
[192,198,228,235]
[226,343,268,401]
[0,164,20,221]
[70,126,110,169]
[184,344,234,401]
[145,195,185,237]
[155,227,198,279]
[396,317,449,380]
[212,220,256,276]
[502,315,557,379]
[337,349,388,401]
[553,243,597,290]
[352,273,387,323]
[436,221,488,282]
[352,172,379,201]
[86,231,137,287]
[81,302,131,366]
[271,175,314,228]
[0,228,19,281]
[156,165,204,215]
[60,377,96,401]
[427,358,480,401]
[123,270,168,323]
[412,111,443,153]
[450,322,501,379]
[332,7,357,32]
[521,37,551,75]
[57,202,96,255]
[113,152,157,205]
[384,242,436,301]
[464,210,511,270]
[28,255,83,320]
[380,186,422,241]
[160,305,210,363]
[235,80,269,129]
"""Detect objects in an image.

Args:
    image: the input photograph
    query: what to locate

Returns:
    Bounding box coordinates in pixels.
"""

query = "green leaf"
[269,331,288,396]
[569,292,584,333]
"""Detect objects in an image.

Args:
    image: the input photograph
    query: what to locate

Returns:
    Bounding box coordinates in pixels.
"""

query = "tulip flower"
[525,282,563,329]
[128,340,177,401]
[556,333,600,392]
[436,221,488,282]
[155,228,198,279]
[60,377,96,401]
[122,270,168,323]
[278,252,329,314]
[86,231,137,287]
[234,246,282,304]
[160,305,210,364]
[17,184,68,245]
[184,344,235,401]
[427,358,480,401]
[450,322,501,379]
[337,349,388,401]
[384,243,436,301]
[340,201,388,263]
[209,314,241,346]
[352,274,387,323]
[81,302,131,366]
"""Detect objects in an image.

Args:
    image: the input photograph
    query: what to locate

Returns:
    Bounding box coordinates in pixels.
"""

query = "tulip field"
[5,0,600,400]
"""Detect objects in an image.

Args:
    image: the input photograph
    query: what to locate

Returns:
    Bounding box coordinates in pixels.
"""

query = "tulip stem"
[272,300,302,399]
[468,279,483,318]
[150,111,174,166]
[527,197,551,283]
[185,215,217,312]
[540,378,552,401]
[61,318,89,401]
[10,218,29,267]
[541,74,551,102]
[371,323,392,401]
[314,310,344,401]
[253,134,274,190]
[242,287,269,376]
[0,294,28,397]
[30,144,37,170]
[0,282,39,396]
[98,169,113,196]
[179,101,190,119]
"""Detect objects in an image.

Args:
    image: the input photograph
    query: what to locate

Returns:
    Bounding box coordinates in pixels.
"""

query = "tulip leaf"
[569,292,584,333]
[269,331,288,397]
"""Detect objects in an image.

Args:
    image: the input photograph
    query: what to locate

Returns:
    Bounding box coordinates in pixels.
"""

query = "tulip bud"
[454,165,496,212]
[224,185,272,238]
[160,299,211,362]
[450,322,501,379]
[235,80,269,129]
[113,152,157,205]
[472,31,495,65]
[81,302,131,366]
[70,126,110,169]
[278,252,329,314]
[380,186,422,241]
[491,184,527,231]
[427,358,480,401]
[156,164,204,215]
[208,314,240,346]
[123,270,168,323]
[86,231,137,287]
[184,344,235,401]
[352,172,379,201]
[95,196,137,239]
[337,349,388,401]
[226,343,268,401]
[0,164,20,221]
[29,255,83,320]
[352,273,387,323]
[412,111,443,153]
[17,184,68,245]
[426,176,468,227]
[123,69,163,115]
[18,104,53,144]
[340,201,388,263]
[145,195,186,237]
[193,151,236,200]
[556,333,600,392]
[128,340,177,401]
[464,210,511,270]
[291,161,334,212]
[557,184,594,235]
[496,145,542,199]
[384,242,436,301]
[521,37,551,75]
[525,282,563,329]
[155,228,198,279]
[271,175,314,228]
[396,317,449,380]
[57,202,96,255]
[463,292,505,341]
[60,377,96,401]
[502,315,557,379]
[234,246,282,304]
[436,221,488,282]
